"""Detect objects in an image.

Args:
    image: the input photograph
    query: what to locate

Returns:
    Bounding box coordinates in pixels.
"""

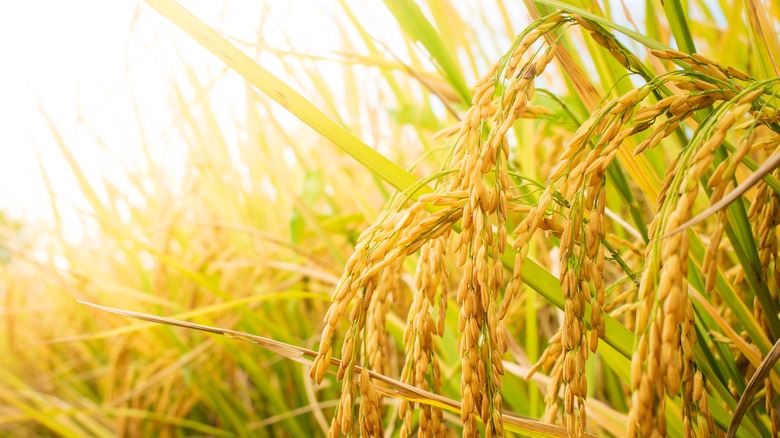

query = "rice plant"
[3,0,780,437]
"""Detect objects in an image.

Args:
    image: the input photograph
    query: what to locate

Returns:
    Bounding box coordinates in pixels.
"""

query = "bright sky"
[0,1,173,228]
[0,0,568,238]
[0,1,392,237]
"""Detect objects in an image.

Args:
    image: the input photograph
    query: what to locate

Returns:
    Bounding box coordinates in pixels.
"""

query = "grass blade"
[79,300,595,438]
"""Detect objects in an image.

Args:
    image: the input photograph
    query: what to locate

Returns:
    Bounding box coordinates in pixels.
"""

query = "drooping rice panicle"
[400,235,449,437]
[626,81,776,437]
[311,13,575,437]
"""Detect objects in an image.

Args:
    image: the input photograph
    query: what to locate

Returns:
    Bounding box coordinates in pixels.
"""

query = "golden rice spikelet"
[310,196,460,437]
[367,261,401,376]
[626,189,694,435]
[542,358,564,424]
[702,130,756,293]
[623,80,771,435]
[767,377,779,437]
[453,129,505,437]
[399,236,449,438]
[500,186,555,321]
[447,29,563,438]
[527,81,660,436]
[331,373,357,436]
[559,205,589,438]
[752,167,780,297]
[750,157,780,438]
[586,183,607,351]
[310,12,590,436]
[358,369,383,438]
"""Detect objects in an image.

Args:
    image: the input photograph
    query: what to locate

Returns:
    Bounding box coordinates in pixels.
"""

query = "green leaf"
[663,0,697,53]
[382,0,471,103]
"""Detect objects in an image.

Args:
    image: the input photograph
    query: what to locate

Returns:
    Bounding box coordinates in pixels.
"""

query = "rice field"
[2,0,780,437]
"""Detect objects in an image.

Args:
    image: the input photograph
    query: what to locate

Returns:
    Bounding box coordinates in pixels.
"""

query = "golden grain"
[305,10,768,435]
[726,65,752,80]
[651,48,688,59]
[359,369,383,437]
[739,87,765,104]
[768,378,779,437]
